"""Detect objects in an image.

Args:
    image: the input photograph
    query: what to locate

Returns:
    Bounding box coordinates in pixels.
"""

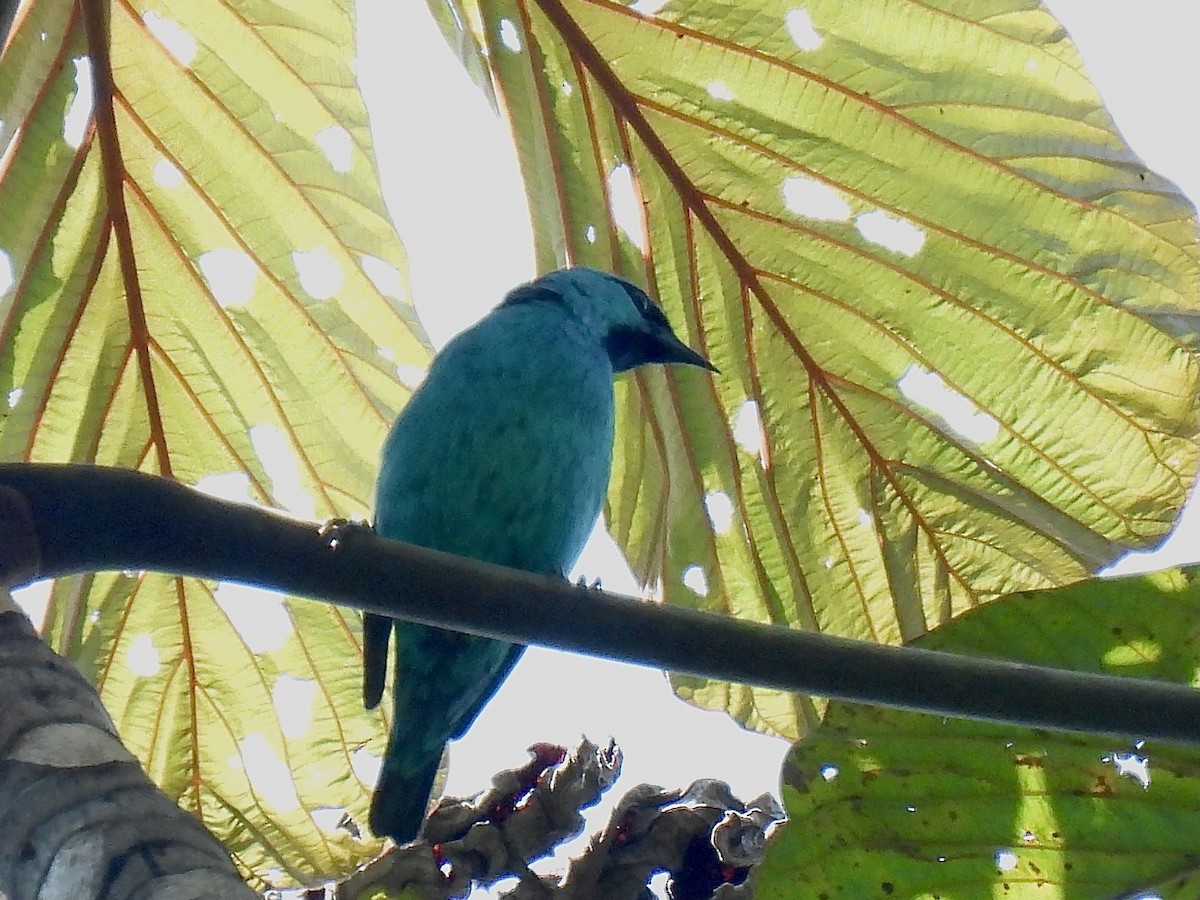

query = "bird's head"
[501,267,717,374]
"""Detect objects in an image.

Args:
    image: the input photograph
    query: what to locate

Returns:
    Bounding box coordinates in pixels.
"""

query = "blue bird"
[363,266,715,843]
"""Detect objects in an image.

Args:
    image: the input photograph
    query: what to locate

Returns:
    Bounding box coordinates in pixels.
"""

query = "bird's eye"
[609,276,669,327]
[642,303,670,329]
[500,283,561,308]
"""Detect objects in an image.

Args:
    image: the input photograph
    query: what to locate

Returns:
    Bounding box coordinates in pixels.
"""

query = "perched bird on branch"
[364,266,716,843]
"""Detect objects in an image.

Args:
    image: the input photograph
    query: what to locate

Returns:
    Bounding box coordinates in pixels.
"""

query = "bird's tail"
[362,612,391,710]
[369,746,442,844]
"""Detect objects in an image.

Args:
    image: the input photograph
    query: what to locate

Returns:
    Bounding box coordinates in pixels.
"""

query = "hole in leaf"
[995,850,1018,872]
[785,8,822,51]
[819,764,839,781]
[143,11,197,65]
[62,57,92,150]
[732,399,768,467]
[896,365,999,444]
[153,158,183,188]
[214,582,293,653]
[856,210,926,256]
[561,81,574,96]
[7,387,22,408]
[607,164,647,253]
[499,18,522,52]
[273,675,318,738]
[704,491,734,533]
[1109,751,1151,788]
[782,176,851,221]
[707,81,734,101]
[585,224,597,244]
[0,247,13,295]
[292,247,344,300]
[630,0,670,14]
[315,124,352,173]
[198,248,258,308]
[231,734,300,812]
[360,254,404,299]
[682,564,709,596]
[126,634,161,677]
[250,423,314,519]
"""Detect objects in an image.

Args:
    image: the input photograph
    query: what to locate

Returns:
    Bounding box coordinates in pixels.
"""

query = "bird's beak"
[658,331,719,373]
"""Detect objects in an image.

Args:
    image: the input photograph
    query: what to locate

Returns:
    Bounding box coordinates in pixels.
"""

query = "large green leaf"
[757,568,1200,898]
[0,0,425,886]
[438,0,1200,738]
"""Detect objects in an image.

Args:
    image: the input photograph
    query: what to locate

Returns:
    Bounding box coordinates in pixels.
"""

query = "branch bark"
[1,462,1198,745]
[0,592,256,899]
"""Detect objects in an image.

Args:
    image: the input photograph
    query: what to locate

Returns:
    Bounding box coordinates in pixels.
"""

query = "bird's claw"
[319,517,373,550]
[574,574,603,591]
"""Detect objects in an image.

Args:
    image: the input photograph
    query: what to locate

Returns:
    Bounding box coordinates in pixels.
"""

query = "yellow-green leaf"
[441,0,1200,739]
[0,0,425,886]
[757,568,1200,898]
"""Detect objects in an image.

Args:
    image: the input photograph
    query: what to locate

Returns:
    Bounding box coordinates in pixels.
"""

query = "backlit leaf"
[439,0,1200,738]
[757,568,1200,898]
[0,0,425,886]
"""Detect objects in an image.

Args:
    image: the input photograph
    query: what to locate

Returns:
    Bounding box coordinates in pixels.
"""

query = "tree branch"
[1,463,1197,744]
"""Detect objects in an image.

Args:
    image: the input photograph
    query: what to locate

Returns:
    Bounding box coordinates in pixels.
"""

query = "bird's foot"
[318,516,373,550]
[574,574,603,591]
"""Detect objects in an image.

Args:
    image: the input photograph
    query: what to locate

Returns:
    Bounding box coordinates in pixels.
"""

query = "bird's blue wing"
[367,303,615,842]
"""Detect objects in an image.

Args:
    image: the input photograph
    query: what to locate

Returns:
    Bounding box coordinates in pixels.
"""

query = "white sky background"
[355,0,1200,891]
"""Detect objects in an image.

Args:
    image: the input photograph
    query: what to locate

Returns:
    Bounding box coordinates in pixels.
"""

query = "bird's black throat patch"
[604,326,671,373]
